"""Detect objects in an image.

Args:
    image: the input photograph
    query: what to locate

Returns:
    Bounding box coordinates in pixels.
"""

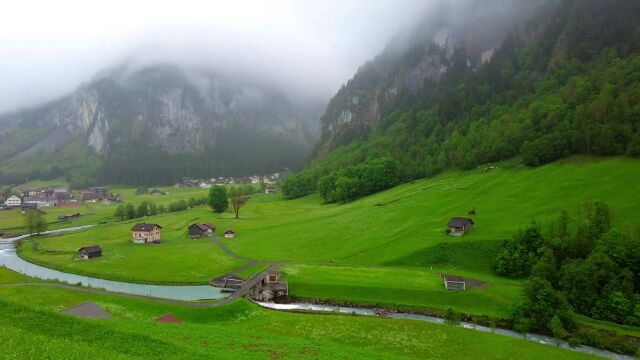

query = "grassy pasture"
[0,267,597,360]
[6,156,640,315]
[281,263,522,318]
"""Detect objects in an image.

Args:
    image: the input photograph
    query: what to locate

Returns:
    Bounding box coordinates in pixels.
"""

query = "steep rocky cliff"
[0,64,319,185]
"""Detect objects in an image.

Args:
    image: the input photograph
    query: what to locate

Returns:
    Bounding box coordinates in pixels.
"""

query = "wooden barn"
[188,223,215,238]
[224,229,236,238]
[78,245,102,260]
[447,217,474,236]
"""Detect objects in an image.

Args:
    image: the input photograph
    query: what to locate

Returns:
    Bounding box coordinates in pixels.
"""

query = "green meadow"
[4,156,640,318]
[0,267,597,360]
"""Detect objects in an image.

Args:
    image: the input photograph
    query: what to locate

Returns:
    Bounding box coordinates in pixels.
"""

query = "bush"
[568,337,582,348]
[444,307,461,326]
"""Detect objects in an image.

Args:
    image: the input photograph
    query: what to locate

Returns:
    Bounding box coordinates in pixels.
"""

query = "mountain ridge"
[0,63,321,186]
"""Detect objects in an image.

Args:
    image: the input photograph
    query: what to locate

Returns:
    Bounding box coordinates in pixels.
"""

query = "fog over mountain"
[0,0,443,113]
[0,0,564,186]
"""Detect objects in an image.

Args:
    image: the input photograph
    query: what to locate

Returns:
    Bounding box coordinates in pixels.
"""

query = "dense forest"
[282,0,640,202]
[495,203,640,353]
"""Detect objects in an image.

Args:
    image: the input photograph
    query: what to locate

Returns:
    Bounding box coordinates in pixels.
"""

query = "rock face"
[6,64,315,156]
[0,64,319,183]
[315,0,549,157]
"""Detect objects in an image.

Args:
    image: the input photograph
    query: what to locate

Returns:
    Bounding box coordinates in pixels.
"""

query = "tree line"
[281,157,399,203]
[494,202,640,351]
[114,197,207,220]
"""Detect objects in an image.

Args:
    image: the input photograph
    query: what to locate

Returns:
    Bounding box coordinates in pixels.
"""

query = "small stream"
[256,302,635,360]
[0,227,226,301]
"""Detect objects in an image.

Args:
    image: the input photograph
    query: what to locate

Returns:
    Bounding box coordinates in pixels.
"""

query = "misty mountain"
[315,0,553,156]
[283,0,640,200]
[0,64,320,186]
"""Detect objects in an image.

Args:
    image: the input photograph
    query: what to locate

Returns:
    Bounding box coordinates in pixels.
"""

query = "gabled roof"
[131,223,162,232]
[189,223,215,232]
[224,229,235,234]
[443,274,465,283]
[79,245,102,254]
[447,217,474,227]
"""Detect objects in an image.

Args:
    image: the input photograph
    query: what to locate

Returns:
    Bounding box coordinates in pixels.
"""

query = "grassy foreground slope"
[0,268,596,360]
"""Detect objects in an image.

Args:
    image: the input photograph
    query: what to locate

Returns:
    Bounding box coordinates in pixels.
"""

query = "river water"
[0,226,226,301]
[256,302,635,360]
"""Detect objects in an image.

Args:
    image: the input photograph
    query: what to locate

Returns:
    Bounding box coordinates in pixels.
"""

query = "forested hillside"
[283,0,640,202]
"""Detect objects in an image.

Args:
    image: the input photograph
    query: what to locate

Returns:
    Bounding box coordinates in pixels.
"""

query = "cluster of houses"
[175,173,281,189]
[76,222,237,260]
[0,186,120,211]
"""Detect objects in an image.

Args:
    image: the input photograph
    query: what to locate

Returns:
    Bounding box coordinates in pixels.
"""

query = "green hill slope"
[0,268,600,360]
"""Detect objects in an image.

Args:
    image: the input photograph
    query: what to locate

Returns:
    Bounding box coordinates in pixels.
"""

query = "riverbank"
[256,301,634,360]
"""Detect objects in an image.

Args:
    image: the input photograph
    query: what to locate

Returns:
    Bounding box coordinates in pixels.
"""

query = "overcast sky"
[0,0,437,113]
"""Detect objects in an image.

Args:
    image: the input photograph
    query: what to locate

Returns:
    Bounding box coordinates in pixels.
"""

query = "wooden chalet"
[78,245,102,260]
[224,229,236,238]
[447,217,474,236]
[188,223,215,238]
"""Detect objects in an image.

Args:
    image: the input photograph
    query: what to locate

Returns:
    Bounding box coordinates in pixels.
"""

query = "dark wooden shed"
[78,245,102,260]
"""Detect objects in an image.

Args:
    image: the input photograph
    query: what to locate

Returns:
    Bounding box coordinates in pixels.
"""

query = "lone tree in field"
[229,187,249,219]
[208,186,229,214]
[114,204,127,220]
[24,209,47,235]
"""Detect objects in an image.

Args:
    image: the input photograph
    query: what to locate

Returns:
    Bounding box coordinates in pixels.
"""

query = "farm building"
[254,270,288,301]
[447,217,474,236]
[224,229,236,238]
[443,274,466,291]
[78,245,102,260]
[131,223,162,244]
[188,223,215,238]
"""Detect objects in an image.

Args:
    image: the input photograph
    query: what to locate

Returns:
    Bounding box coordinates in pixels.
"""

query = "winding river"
[0,226,226,301]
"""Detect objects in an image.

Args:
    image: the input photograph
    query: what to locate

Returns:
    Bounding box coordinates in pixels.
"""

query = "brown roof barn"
[447,217,474,236]
[78,245,102,260]
[224,229,236,238]
[188,223,215,238]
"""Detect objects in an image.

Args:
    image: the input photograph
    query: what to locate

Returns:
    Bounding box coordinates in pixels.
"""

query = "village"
[0,172,281,211]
